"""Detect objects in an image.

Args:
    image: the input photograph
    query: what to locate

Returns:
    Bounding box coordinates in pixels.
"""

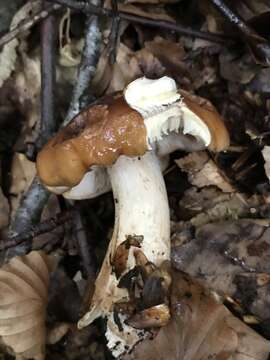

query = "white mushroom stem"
[78,151,170,355]
[109,151,170,264]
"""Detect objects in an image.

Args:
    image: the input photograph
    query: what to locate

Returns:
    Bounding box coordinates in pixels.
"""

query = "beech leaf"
[0,251,51,360]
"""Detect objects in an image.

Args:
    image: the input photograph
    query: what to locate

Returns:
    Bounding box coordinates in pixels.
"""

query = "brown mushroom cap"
[36,95,147,187]
[179,90,230,152]
[37,87,230,189]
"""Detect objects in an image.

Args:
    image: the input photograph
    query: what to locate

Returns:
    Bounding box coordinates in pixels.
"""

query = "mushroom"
[36,76,229,356]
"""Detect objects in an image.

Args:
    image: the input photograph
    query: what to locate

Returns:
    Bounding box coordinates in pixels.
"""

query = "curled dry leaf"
[123,268,270,360]
[0,1,41,88]
[93,44,165,96]
[176,151,235,192]
[58,9,84,67]
[0,251,51,360]
[93,36,184,96]
[92,43,140,95]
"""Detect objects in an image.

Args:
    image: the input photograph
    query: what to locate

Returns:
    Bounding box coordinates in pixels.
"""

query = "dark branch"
[7,178,51,256]
[1,211,73,251]
[108,0,120,64]
[209,0,254,37]
[72,211,97,278]
[209,0,270,65]
[38,1,57,148]
[64,0,102,124]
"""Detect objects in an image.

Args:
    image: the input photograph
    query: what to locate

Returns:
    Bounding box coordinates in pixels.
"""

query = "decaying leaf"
[9,153,36,215]
[116,3,175,22]
[0,188,9,230]
[144,36,187,81]
[178,186,261,227]
[172,219,270,324]
[0,1,41,88]
[0,251,51,360]
[176,151,235,192]
[13,52,41,145]
[58,9,84,67]
[123,268,270,360]
[124,0,178,5]
[46,322,71,345]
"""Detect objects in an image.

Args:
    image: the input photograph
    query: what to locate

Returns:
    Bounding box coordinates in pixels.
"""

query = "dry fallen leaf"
[0,1,41,88]
[176,151,235,192]
[124,267,270,360]
[178,186,261,226]
[14,52,41,145]
[0,251,51,360]
[117,3,175,22]
[124,0,178,5]
[9,153,36,215]
[46,322,71,345]
[93,44,165,95]
[144,36,187,82]
[172,219,270,323]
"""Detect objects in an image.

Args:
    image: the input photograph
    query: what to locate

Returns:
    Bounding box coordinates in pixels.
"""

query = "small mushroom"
[36,76,229,356]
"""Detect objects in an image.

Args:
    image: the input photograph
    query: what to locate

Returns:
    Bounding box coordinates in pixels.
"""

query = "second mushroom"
[36,76,229,356]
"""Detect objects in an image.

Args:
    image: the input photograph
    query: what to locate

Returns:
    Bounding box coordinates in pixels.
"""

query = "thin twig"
[209,0,256,38]
[73,211,96,278]
[64,0,102,124]
[0,3,61,48]
[48,0,235,44]
[1,211,73,251]
[7,178,51,255]
[209,0,270,65]
[108,0,120,64]
[38,0,57,148]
